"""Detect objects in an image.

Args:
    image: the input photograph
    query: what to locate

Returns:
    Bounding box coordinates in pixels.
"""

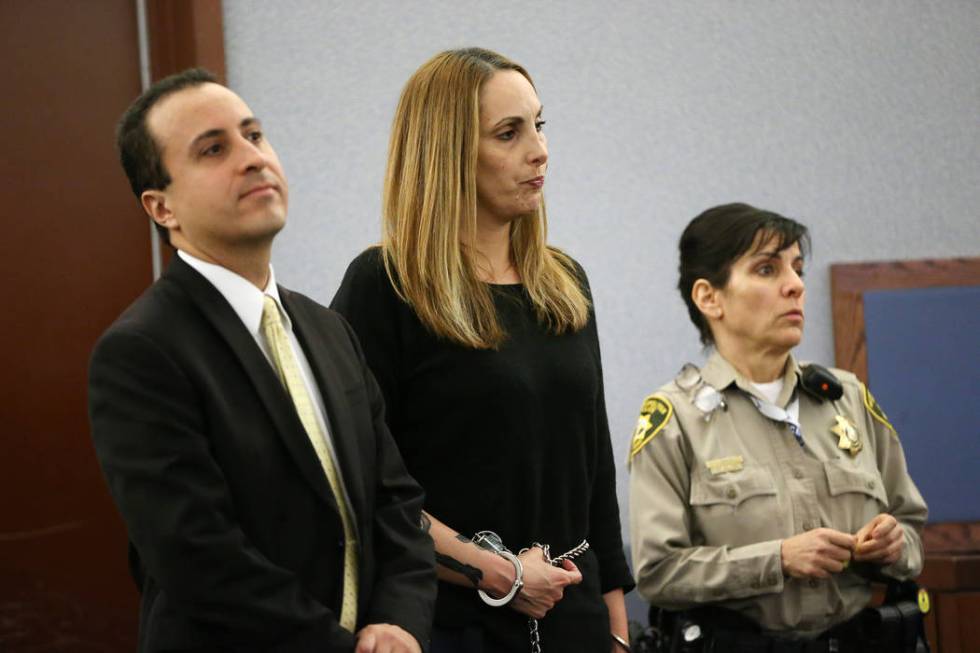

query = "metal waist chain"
[520,539,590,653]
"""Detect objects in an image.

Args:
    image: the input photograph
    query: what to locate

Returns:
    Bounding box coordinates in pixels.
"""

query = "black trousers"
[706,635,860,653]
[430,626,516,653]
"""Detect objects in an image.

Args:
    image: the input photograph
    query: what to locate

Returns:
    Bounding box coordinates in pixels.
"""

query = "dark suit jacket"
[89,255,436,652]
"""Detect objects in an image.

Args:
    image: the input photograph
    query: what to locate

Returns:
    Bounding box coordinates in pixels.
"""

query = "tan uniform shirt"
[628,351,928,637]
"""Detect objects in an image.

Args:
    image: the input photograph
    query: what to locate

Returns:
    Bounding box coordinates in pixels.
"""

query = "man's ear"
[692,278,723,320]
[141,190,176,232]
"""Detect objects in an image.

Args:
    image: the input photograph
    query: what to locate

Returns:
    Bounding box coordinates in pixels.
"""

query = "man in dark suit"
[89,69,435,653]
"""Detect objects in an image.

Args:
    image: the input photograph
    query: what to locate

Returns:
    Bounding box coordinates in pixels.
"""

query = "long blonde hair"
[382,47,589,349]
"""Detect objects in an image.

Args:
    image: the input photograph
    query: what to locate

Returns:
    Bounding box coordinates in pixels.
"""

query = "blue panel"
[864,285,980,522]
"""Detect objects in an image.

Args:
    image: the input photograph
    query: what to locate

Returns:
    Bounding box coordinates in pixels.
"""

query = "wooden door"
[1,0,222,649]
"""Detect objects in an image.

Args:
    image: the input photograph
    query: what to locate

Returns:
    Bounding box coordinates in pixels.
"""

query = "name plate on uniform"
[706,456,744,475]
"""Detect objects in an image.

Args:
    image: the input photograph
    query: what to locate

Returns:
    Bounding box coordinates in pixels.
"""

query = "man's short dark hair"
[677,203,811,346]
[116,68,218,244]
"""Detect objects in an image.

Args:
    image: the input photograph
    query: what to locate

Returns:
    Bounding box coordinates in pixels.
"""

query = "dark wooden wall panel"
[148,0,227,83]
[1,1,224,649]
[0,1,148,649]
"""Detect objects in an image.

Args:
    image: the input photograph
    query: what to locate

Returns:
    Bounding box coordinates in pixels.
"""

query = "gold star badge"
[831,415,862,456]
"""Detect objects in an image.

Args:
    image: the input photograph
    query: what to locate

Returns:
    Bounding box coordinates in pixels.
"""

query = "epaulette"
[629,393,673,461]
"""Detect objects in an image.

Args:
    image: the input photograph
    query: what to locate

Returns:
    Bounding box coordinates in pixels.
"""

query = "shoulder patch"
[630,394,673,460]
[861,383,896,434]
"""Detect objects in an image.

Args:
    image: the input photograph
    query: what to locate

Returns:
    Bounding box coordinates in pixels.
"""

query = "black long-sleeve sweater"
[331,247,633,651]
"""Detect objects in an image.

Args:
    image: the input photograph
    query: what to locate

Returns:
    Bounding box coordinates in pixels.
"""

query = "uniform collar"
[701,348,803,408]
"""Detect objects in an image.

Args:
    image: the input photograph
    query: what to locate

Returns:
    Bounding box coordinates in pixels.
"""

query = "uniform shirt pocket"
[689,465,782,545]
[823,460,888,531]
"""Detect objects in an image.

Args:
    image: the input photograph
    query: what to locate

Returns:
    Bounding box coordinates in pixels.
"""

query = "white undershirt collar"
[751,378,784,405]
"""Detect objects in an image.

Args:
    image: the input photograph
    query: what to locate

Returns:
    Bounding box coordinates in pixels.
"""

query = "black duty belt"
[681,601,926,653]
[644,581,930,653]
[696,609,864,653]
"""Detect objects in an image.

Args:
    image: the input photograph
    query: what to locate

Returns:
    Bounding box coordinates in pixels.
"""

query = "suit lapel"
[280,288,367,531]
[164,256,337,509]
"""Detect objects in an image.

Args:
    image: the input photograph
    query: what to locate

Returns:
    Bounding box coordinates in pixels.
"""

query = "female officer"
[628,203,927,648]
[331,48,633,652]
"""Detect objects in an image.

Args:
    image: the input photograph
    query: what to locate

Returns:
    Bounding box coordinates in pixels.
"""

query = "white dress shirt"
[177,250,336,453]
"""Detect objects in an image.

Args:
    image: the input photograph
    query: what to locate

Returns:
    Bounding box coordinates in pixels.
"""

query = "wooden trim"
[932,591,980,653]
[919,522,980,651]
[922,522,980,555]
[920,522,980,593]
[146,0,226,83]
[920,554,980,591]
[144,0,225,270]
[830,257,980,382]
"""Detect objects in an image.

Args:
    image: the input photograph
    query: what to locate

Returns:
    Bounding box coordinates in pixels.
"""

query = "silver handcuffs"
[472,530,524,607]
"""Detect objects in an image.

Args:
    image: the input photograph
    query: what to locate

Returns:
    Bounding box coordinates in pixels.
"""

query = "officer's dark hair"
[678,203,810,346]
[116,67,219,245]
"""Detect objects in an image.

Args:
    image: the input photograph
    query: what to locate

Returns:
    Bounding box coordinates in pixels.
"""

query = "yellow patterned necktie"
[260,295,358,632]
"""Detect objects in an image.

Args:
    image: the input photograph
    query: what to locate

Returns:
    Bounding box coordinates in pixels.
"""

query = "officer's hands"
[853,513,905,565]
[509,546,583,619]
[780,528,855,579]
[355,623,421,653]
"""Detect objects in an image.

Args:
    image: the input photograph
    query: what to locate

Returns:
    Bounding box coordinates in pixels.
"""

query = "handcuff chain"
[549,539,589,565]
[523,539,590,653]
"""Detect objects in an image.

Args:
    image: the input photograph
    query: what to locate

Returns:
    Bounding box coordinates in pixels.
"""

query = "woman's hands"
[780,528,855,578]
[508,546,583,619]
[603,588,629,653]
[422,512,583,618]
[780,513,906,578]
[422,512,587,619]
[853,513,905,565]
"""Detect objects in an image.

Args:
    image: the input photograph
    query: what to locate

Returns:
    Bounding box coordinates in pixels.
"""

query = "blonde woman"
[331,48,633,652]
